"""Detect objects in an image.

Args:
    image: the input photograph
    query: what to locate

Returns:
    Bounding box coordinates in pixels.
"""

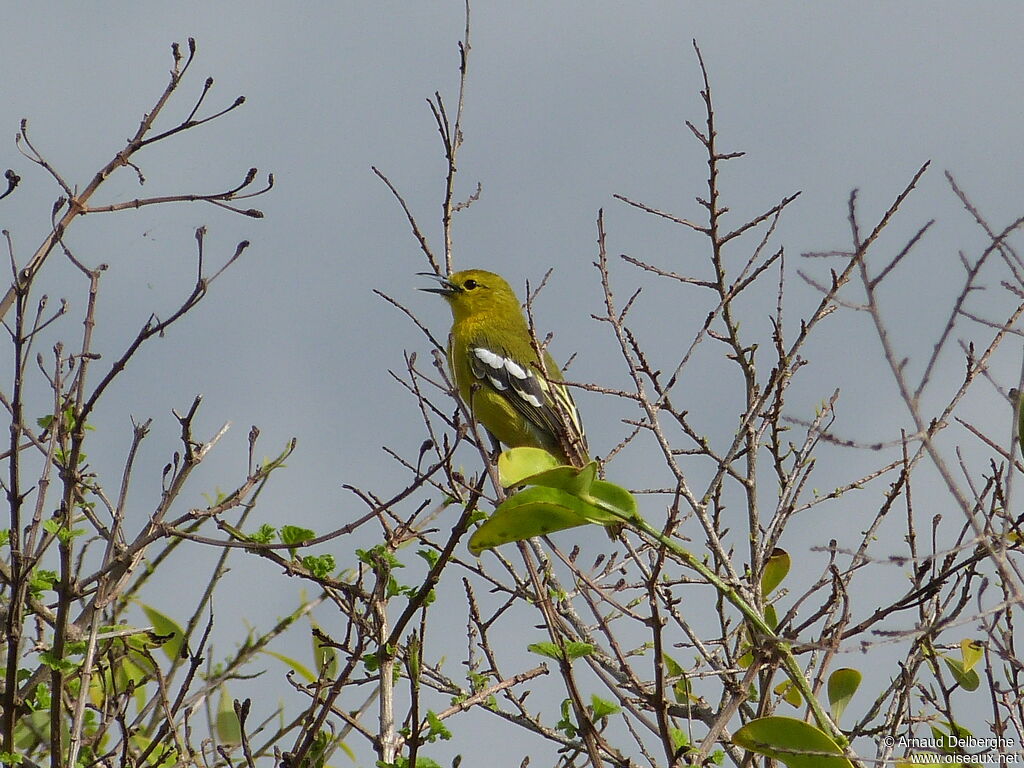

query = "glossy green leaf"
[773,679,803,708]
[505,459,598,497]
[827,668,861,723]
[563,641,595,660]
[520,483,626,526]
[942,655,980,691]
[960,639,983,672]
[279,525,315,547]
[663,653,684,677]
[588,479,639,522]
[424,710,452,742]
[929,722,973,759]
[469,499,586,555]
[527,640,594,662]
[662,654,692,704]
[761,548,791,595]
[469,488,599,555]
[733,716,853,767]
[500,448,637,521]
[591,694,620,719]
[473,450,641,554]
[216,687,242,745]
[528,641,562,660]
[312,626,339,678]
[497,447,563,486]
[669,727,690,753]
[140,603,184,661]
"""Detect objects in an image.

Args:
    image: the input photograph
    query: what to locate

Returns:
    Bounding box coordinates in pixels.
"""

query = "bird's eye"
[463,279,478,290]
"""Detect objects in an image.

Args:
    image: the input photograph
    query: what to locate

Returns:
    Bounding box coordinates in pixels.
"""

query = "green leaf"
[498,448,638,524]
[216,687,242,745]
[260,649,317,683]
[109,654,151,714]
[662,654,692,704]
[508,461,597,496]
[140,603,185,661]
[663,653,684,676]
[555,697,577,738]
[764,604,779,632]
[249,523,276,544]
[335,739,356,762]
[424,710,452,742]
[526,641,594,662]
[733,716,854,767]
[590,694,620,719]
[29,683,51,710]
[417,548,440,568]
[39,650,81,674]
[470,482,633,555]
[827,668,861,723]
[669,728,690,754]
[301,553,336,579]
[356,545,403,571]
[279,525,316,547]
[587,479,639,522]
[761,548,791,595]
[497,447,562,486]
[113,650,151,692]
[13,710,50,750]
[299,730,332,768]
[773,679,803,708]
[527,641,561,660]
[942,655,980,691]
[312,626,338,678]
[131,733,178,768]
[469,493,587,555]
[960,639,983,672]
[28,568,58,597]
[42,518,85,544]
[66,639,87,656]
[564,641,595,660]
[929,722,973,758]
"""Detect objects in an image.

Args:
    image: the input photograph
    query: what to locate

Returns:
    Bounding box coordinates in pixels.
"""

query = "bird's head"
[420,269,521,324]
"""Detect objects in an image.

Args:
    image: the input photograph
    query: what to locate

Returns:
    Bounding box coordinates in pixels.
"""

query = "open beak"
[417,272,457,296]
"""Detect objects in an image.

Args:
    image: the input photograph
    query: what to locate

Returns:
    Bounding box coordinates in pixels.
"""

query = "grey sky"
[4,3,1024,765]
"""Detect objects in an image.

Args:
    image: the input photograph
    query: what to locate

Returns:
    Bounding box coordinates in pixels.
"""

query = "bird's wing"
[468,344,587,461]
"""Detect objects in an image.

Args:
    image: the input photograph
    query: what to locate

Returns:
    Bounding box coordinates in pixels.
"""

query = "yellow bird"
[421,269,588,466]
